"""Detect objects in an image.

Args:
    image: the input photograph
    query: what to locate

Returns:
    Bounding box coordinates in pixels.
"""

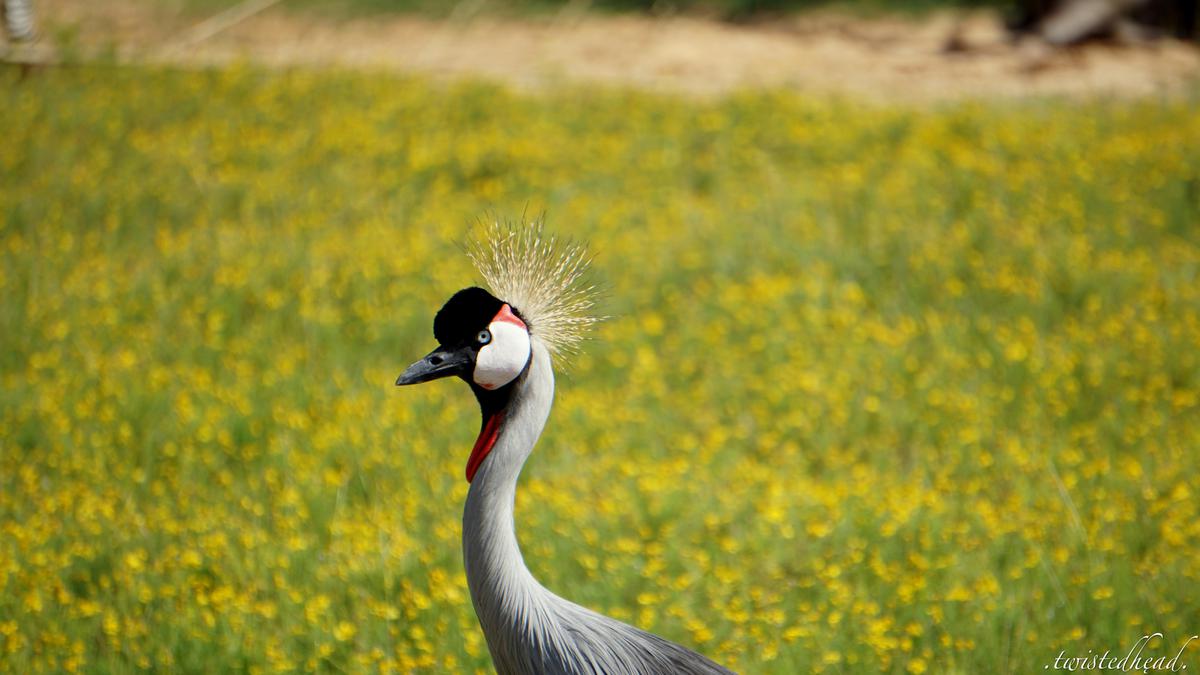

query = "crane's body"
[397,226,733,675]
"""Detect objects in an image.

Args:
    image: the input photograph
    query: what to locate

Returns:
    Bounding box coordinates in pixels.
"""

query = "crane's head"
[395,287,532,392]
[396,286,535,483]
[394,220,600,482]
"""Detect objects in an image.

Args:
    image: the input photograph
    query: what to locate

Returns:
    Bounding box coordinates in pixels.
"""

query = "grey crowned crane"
[396,225,735,675]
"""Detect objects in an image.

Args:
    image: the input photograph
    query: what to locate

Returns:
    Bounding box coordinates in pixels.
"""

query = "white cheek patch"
[473,320,531,390]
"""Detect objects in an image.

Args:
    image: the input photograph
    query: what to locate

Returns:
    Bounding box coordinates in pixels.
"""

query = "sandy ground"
[6,0,1200,101]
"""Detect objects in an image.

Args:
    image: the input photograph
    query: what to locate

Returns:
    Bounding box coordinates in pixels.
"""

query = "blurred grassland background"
[156,0,1007,20]
[2,63,1200,673]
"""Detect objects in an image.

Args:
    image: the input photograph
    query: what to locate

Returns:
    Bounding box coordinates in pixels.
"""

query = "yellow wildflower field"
[1,65,1198,673]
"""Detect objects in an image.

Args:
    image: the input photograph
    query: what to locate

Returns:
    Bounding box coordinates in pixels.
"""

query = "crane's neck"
[462,339,555,656]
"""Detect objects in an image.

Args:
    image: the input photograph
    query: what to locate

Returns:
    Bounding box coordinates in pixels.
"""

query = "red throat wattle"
[466,411,504,483]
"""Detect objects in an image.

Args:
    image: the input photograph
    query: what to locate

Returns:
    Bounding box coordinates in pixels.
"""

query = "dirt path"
[9,0,1200,101]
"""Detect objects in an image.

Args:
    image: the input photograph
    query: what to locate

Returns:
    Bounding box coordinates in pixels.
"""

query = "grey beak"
[396,345,473,385]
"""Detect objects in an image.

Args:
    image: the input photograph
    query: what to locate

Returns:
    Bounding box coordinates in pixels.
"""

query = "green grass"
[1,64,1198,673]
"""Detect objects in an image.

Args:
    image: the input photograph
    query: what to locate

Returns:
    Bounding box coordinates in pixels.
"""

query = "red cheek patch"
[493,304,526,330]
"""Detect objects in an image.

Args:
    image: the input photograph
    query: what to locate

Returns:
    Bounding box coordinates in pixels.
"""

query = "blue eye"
[476,329,492,345]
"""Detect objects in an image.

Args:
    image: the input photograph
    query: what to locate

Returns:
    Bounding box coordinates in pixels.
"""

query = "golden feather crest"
[467,219,601,358]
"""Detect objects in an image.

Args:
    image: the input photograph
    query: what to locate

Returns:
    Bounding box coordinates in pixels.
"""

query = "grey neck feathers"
[462,339,557,670]
[460,339,736,675]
